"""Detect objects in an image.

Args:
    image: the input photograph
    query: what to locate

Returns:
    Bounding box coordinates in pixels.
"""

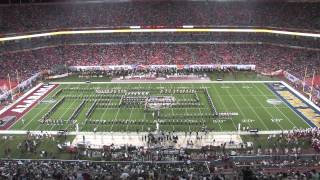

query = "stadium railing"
[1,27,320,42]
[1,153,320,163]
[2,25,320,37]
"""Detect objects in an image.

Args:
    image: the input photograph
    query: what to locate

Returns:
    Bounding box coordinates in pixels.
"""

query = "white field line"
[126,83,139,132]
[263,83,312,128]
[182,84,189,122]
[168,83,176,132]
[206,84,223,131]
[91,83,113,131]
[254,83,296,128]
[51,81,281,85]
[214,95,276,97]
[110,103,121,131]
[0,130,290,135]
[217,84,254,129]
[142,83,152,132]
[282,81,320,112]
[105,83,117,132]
[110,83,133,131]
[179,83,194,130]
[82,106,287,110]
[0,83,43,115]
[49,93,81,131]
[19,84,60,130]
[46,84,81,131]
[230,84,269,130]
[211,83,238,130]
[191,83,205,128]
[18,98,53,130]
[5,81,317,134]
[98,90,112,130]
[245,84,284,130]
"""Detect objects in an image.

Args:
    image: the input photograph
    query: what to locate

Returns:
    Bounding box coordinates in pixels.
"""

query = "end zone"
[0,83,58,130]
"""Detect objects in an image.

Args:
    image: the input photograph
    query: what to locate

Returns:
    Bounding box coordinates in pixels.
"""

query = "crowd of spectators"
[0,160,226,180]
[0,44,319,83]
[0,155,319,179]
[0,43,319,107]
[0,2,319,34]
[286,128,320,153]
[2,128,320,179]
[236,160,320,180]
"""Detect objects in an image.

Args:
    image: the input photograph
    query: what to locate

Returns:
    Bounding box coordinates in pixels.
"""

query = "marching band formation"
[39,87,233,128]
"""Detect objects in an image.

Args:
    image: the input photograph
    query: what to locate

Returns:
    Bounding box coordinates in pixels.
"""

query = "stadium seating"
[0,44,319,86]
[0,2,319,34]
[1,1,320,179]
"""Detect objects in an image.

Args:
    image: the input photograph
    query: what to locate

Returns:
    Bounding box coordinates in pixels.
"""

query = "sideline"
[0,130,287,135]
[51,81,281,84]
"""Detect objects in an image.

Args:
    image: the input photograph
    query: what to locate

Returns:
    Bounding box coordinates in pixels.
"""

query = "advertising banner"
[69,64,256,71]
[284,71,300,83]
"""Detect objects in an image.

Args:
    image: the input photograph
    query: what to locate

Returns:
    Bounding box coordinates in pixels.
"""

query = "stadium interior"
[0,0,320,179]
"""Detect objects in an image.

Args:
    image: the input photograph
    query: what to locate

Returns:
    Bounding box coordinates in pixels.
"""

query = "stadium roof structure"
[2,0,320,4]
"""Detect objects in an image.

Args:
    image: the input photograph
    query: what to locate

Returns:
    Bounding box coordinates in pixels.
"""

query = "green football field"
[10,82,311,132]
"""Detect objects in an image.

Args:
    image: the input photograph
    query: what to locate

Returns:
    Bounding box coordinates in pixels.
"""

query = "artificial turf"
[10,82,310,132]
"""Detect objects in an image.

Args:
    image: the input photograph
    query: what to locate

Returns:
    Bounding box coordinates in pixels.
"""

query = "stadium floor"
[9,82,311,132]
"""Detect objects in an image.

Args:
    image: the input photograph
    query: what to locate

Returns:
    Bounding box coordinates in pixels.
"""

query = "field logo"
[11,85,56,113]
[267,99,282,105]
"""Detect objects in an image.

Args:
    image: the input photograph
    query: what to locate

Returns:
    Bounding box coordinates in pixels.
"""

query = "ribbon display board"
[69,64,256,71]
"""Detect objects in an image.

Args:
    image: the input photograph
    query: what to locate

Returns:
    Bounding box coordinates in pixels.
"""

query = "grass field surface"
[10,82,310,132]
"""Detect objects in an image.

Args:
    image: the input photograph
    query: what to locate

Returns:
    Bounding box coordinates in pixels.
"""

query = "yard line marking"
[169,83,175,132]
[144,82,152,131]
[51,81,281,85]
[261,83,311,128]
[96,83,118,132]
[93,106,287,110]
[126,83,140,132]
[211,83,238,131]
[218,83,255,130]
[180,83,193,131]
[141,82,152,132]
[253,83,294,128]
[204,84,223,131]
[98,95,112,131]
[191,83,205,130]
[49,98,79,131]
[230,83,269,130]
[107,83,119,131]
[50,84,82,131]
[58,84,92,131]
[21,85,64,130]
[215,95,276,97]
[47,84,80,130]
[21,103,54,130]
[245,84,284,130]
[111,84,125,131]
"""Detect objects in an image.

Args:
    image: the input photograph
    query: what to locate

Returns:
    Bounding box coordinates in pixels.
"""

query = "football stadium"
[0,0,320,179]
